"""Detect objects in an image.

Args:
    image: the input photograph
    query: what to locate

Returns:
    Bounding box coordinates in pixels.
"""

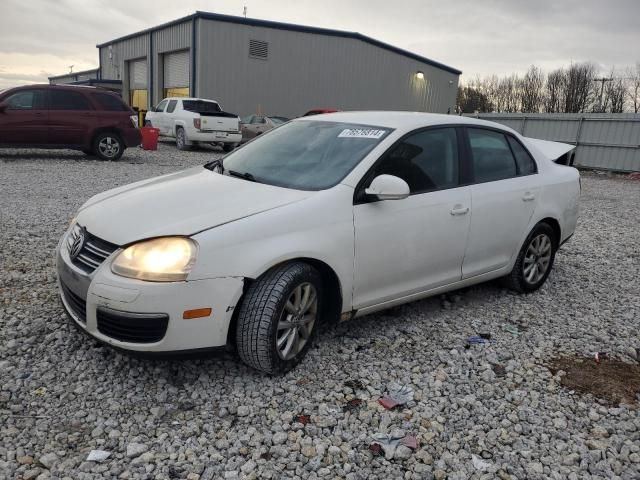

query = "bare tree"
[545,68,565,113]
[520,65,545,113]
[602,71,628,113]
[564,62,596,113]
[629,63,640,113]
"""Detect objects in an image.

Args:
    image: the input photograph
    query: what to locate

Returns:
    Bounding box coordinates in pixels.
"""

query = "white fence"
[464,113,640,172]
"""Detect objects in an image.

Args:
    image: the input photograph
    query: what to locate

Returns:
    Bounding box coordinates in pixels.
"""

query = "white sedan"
[56,112,579,374]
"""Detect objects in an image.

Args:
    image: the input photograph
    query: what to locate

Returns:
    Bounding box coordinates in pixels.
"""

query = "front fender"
[188,185,355,310]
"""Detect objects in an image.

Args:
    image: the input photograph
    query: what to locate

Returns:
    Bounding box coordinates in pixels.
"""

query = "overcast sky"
[0,0,638,89]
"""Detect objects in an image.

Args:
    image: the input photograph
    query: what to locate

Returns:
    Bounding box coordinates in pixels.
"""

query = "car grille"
[67,225,119,274]
[96,308,169,344]
[61,282,87,323]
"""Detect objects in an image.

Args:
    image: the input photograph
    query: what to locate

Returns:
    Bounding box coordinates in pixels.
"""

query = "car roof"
[296,111,518,133]
[163,97,218,102]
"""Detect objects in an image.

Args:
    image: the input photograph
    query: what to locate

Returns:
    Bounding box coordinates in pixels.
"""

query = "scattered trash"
[379,384,414,410]
[467,335,492,345]
[344,379,365,390]
[479,333,492,340]
[31,387,47,396]
[504,324,520,335]
[472,454,492,471]
[491,363,507,377]
[294,414,311,425]
[628,172,640,180]
[400,435,418,449]
[371,431,417,459]
[594,352,608,364]
[369,442,383,456]
[343,398,364,412]
[86,450,111,462]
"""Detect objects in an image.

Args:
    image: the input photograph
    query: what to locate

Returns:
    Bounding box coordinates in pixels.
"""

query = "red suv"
[0,85,141,161]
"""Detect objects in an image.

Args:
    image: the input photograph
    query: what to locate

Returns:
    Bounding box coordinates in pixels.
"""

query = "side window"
[166,100,178,113]
[50,90,91,110]
[468,128,517,183]
[93,92,129,111]
[507,137,537,175]
[372,128,459,194]
[155,100,168,112]
[5,90,46,110]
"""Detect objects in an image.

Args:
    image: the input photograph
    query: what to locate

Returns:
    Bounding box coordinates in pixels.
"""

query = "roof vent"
[249,39,268,60]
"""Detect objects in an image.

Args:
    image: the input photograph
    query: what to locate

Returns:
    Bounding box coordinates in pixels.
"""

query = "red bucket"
[140,127,160,151]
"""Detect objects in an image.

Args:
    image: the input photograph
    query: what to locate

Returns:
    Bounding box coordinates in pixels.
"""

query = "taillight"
[130,115,138,128]
[193,118,201,130]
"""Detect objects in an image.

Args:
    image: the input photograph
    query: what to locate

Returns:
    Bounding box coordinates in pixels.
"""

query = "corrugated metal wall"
[98,17,459,115]
[196,19,459,118]
[152,21,192,103]
[465,113,640,172]
[99,34,150,103]
[49,70,98,85]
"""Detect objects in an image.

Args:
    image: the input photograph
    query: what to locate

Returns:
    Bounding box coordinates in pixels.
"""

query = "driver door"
[353,127,471,310]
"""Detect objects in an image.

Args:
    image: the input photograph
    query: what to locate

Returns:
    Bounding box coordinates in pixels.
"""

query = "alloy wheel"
[523,233,552,284]
[276,282,318,360]
[98,136,120,159]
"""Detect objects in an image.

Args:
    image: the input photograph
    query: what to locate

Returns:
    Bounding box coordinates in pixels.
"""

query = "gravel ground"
[1,144,639,480]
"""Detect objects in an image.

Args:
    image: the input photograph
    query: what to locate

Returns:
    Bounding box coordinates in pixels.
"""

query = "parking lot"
[1,145,639,479]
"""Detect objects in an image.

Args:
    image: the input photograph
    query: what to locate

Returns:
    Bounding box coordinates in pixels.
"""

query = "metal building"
[95,11,461,118]
[48,68,123,93]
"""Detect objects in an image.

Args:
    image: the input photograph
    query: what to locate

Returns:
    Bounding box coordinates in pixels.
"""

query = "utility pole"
[243,6,247,18]
[68,65,74,74]
[593,77,613,112]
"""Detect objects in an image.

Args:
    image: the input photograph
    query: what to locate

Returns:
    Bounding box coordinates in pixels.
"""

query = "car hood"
[76,167,312,245]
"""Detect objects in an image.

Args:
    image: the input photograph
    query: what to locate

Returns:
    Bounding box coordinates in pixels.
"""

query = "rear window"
[183,100,221,113]
[50,90,91,110]
[166,100,178,113]
[93,92,129,111]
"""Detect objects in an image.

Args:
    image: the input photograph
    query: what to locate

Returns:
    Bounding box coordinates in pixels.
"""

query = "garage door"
[128,58,148,110]
[164,50,189,97]
[129,58,148,90]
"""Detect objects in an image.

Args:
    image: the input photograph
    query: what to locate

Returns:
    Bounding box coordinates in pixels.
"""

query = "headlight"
[111,237,197,282]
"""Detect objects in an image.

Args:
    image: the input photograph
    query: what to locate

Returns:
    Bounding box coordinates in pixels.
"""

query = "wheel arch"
[538,217,561,247]
[226,257,344,346]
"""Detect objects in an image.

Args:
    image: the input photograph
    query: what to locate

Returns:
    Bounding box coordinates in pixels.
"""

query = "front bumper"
[56,230,244,352]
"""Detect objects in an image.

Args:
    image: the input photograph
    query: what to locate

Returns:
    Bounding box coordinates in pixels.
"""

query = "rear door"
[461,127,540,278]
[48,89,93,146]
[0,88,48,145]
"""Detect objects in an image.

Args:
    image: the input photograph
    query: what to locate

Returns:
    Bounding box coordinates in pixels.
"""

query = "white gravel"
[1,144,639,480]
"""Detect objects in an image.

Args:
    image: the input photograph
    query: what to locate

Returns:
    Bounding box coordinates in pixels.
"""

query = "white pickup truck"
[145,97,242,152]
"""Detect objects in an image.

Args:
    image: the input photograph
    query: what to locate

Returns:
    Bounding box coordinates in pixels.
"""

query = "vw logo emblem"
[69,227,86,260]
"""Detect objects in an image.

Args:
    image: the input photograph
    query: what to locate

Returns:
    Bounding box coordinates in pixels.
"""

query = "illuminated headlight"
[111,237,197,282]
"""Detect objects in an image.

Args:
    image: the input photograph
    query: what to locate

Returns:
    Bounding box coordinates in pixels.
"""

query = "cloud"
[0,0,637,89]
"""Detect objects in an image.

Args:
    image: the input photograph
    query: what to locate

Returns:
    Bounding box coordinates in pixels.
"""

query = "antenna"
[243,6,247,18]
[68,65,74,73]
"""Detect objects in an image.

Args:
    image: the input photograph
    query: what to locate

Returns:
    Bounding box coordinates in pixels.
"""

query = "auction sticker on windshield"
[338,128,387,139]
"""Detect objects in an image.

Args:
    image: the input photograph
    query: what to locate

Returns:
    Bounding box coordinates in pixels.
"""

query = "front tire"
[236,263,323,374]
[176,127,190,151]
[504,222,557,293]
[93,132,124,161]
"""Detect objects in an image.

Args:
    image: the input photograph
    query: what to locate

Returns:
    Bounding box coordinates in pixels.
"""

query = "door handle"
[450,205,469,216]
[522,192,536,202]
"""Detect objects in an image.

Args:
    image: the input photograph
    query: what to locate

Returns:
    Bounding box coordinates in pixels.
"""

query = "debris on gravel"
[1,147,639,480]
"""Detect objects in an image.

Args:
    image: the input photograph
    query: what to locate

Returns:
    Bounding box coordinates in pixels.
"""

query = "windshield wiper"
[204,159,224,173]
[228,170,258,182]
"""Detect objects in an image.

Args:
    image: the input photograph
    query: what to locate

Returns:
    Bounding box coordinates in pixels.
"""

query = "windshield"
[183,100,221,113]
[219,120,392,190]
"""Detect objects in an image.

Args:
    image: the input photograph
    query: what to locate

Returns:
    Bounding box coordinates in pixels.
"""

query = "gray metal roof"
[48,68,99,81]
[95,11,461,75]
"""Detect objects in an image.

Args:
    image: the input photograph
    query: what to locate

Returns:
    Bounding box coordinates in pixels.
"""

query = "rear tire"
[504,222,557,293]
[176,127,190,151]
[236,263,323,374]
[93,132,124,161]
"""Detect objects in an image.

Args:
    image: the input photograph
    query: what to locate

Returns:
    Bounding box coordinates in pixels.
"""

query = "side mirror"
[365,175,410,201]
